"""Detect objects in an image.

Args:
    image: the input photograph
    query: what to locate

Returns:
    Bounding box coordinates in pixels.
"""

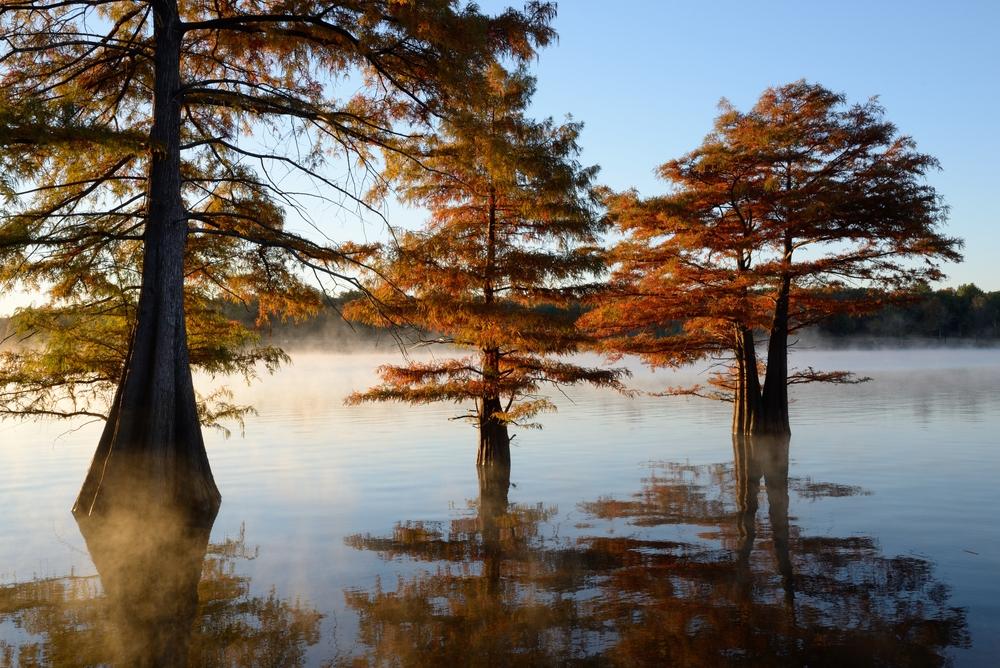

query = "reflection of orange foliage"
[342,441,968,665]
[583,462,733,528]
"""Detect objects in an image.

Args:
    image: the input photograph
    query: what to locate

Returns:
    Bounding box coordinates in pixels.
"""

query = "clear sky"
[479,0,999,289]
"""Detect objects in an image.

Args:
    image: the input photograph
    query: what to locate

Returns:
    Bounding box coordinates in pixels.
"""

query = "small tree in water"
[583,81,962,436]
[346,66,626,467]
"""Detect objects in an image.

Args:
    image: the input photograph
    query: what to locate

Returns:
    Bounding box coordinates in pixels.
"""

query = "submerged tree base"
[73,446,221,523]
[477,432,511,468]
[477,396,511,468]
[477,463,511,515]
[729,383,792,439]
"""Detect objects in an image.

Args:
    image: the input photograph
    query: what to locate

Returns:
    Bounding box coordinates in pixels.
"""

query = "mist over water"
[1,347,998,665]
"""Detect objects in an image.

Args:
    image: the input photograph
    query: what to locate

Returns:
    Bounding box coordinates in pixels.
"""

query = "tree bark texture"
[74,0,220,521]
[477,349,511,467]
[476,186,511,467]
[758,233,793,436]
[732,326,763,435]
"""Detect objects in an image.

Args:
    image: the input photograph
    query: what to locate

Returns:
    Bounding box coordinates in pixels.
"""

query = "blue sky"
[478,0,999,288]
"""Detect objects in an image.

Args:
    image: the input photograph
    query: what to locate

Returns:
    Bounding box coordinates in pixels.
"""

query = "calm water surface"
[1,348,998,665]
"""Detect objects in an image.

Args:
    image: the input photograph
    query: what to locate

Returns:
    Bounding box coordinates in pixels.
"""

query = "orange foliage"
[346,66,626,429]
[583,81,961,431]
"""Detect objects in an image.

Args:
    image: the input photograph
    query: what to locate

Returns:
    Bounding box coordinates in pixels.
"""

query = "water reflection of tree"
[342,466,600,665]
[343,440,969,665]
[0,522,321,667]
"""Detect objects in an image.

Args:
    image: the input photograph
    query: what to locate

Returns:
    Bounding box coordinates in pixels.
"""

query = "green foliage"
[0,290,290,433]
[817,283,1000,340]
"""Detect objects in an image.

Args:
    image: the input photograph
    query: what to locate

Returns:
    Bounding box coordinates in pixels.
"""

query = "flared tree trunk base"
[477,429,511,468]
[477,464,511,518]
[751,394,791,437]
[73,443,221,524]
[752,418,792,438]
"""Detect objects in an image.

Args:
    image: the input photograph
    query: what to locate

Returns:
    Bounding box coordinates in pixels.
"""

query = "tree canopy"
[583,81,962,435]
[345,65,626,465]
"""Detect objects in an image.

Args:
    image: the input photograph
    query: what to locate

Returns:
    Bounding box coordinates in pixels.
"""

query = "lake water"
[1,348,998,665]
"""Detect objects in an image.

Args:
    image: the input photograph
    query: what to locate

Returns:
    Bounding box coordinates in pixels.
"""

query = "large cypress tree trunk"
[732,353,746,435]
[476,185,510,467]
[477,348,511,467]
[759,232,793,436]
[73,0,220,521]
[759,275,791,436]
[732,326,762,435]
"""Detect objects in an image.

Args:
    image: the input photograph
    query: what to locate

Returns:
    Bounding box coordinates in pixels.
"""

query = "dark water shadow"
[342,441,970,666]
[0,507,321,666]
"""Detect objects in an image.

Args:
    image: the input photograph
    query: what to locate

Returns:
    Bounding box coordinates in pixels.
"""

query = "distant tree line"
[211,282,1000,347]
[13,280,991,355]
[815,283,1000,340]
